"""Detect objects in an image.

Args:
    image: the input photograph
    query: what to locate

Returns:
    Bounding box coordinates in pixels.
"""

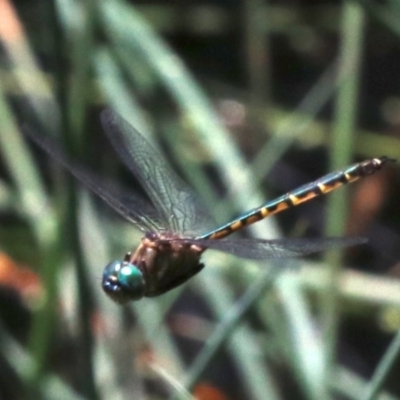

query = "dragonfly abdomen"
[199,156,394,240]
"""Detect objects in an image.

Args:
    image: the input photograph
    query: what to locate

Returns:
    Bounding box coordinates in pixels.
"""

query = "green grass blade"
[323,2,366,380]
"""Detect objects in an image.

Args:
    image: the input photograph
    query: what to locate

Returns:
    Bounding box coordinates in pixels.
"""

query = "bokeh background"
[0,0,400,399]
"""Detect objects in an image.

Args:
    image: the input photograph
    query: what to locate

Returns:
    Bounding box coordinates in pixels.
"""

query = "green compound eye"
[102,261,145,304]
[118,264,144,293]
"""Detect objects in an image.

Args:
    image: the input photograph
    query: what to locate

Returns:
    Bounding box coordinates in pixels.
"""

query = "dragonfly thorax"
[102,235,206,303]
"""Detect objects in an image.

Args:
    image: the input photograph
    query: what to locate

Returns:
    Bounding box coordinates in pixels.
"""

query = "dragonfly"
[25,110,395,303]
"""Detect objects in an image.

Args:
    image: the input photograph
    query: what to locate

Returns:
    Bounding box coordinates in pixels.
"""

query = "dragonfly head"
[102,260,145,304]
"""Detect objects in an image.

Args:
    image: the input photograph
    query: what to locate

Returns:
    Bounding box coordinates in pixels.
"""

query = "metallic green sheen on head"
[102,260,145,304]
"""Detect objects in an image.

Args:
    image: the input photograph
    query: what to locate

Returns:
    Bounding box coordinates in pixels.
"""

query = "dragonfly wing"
[101,110,212,236]
[184,237,367,260]
[24,126,163,233]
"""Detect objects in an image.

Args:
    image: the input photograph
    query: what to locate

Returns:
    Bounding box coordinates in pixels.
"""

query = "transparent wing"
[183,237,367,260]
[100,110,212,236]
[24,126,163,233]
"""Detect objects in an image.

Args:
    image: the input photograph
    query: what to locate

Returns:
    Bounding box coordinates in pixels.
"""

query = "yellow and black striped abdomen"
[198,156,394,240]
